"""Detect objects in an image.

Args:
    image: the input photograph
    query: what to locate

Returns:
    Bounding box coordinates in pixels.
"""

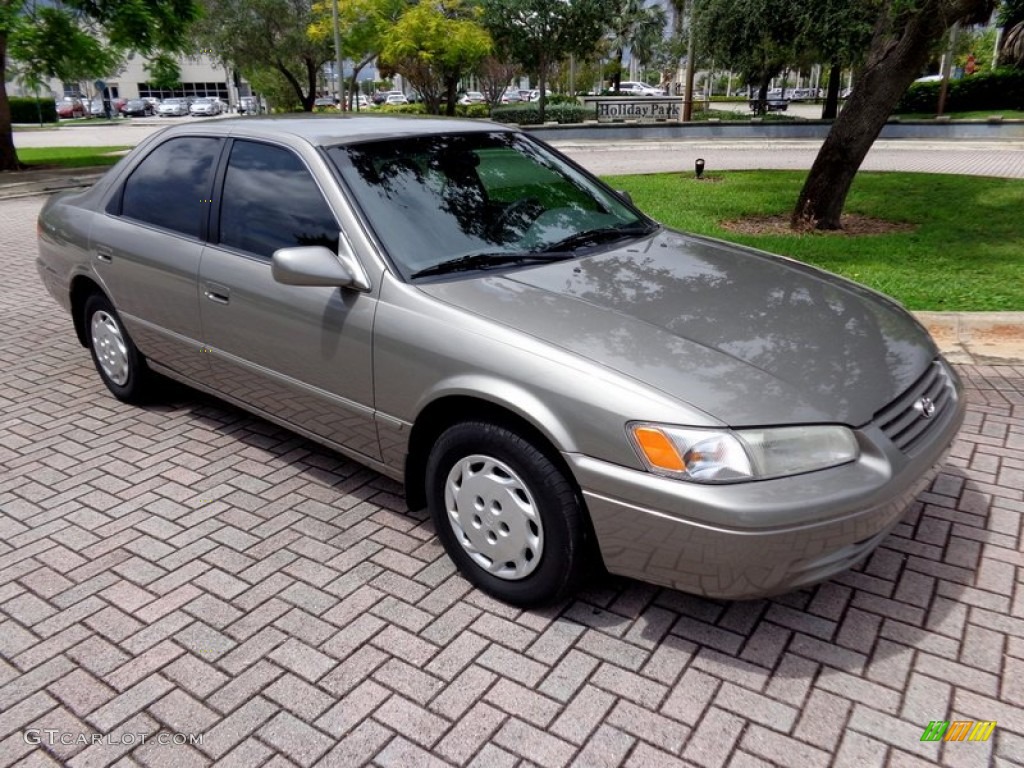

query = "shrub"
[377,103,427,115]
[455,103,491,119]
[490,102,586,124]
[11,98,58,124]
[896,68,1024,113]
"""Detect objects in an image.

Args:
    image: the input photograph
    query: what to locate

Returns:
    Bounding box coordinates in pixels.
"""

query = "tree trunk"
[537,52,548,123]
[752,74,770,116]
[0,32,23,172]
[793,0,994,230]
[821,62,841,120]
[444,76,458,116]
[275,56,314,111]
[303,57,318,111]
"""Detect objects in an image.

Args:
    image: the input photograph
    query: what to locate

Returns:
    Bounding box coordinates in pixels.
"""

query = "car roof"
[151,115,511,147]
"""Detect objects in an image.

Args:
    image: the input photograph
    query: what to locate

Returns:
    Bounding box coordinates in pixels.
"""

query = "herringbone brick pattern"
[3,195,1023,766]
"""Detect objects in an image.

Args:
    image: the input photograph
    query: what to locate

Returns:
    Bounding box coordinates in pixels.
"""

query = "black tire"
[83,293,151,403]
[426,421,588,607]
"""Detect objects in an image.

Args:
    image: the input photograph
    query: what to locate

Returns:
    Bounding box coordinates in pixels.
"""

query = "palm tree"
[998,0,1024,65]
[607,0,669,91]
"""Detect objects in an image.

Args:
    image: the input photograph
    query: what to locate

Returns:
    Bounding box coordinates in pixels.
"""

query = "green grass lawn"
[19,146,130,168]
[606,170,1024,311]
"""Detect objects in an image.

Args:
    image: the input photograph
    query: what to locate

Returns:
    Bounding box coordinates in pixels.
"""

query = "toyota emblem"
[915,397,936,419]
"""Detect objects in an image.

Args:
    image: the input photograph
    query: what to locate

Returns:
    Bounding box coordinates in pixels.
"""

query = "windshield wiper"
[540,223,657,253]
[411,251,575,279]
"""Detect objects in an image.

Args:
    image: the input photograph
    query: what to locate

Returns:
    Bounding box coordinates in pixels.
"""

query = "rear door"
[91,135,223,381]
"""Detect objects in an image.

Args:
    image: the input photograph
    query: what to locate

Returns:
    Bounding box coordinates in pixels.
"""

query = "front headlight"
[628,423,859,483]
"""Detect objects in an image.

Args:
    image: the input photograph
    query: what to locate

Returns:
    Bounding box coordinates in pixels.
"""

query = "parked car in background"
[120,99,156,117]
[384,93,409,106]
[36,116,964,608]
[500,88,524,103]
[88,98,125,117]
[55,98,86,119]
[189,97,223,116]
[458,91,486,105]
[314,97,337,108]
[618,81,666,96]
[237,96,258,114]
[749,93,789,112]
[158,98,190,117]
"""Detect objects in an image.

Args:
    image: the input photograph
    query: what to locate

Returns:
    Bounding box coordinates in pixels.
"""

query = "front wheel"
[84,293,151,403]
[426,421,589,607]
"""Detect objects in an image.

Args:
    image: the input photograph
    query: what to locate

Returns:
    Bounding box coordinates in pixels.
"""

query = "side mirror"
[616,189,633,205]
[272,245,368,290]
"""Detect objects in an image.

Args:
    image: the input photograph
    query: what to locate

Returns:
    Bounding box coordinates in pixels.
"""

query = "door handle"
[204,283,230,304]
[95,246,113,263]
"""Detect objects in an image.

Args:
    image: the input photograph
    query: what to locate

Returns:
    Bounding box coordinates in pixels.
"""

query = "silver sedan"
[36,117,964,606]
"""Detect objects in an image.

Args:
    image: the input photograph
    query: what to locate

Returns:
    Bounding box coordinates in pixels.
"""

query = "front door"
[198,138,379,460]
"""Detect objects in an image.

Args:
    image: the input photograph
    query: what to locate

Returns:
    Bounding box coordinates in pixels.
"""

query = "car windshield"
[327,132,654,279]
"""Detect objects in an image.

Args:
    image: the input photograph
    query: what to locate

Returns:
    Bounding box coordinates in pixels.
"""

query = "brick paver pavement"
[2,194,1023,767]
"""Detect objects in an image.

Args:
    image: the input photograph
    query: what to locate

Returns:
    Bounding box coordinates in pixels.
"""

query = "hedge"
[11,98,58,124]
[490,102,586,125]
[377,103,427,115]
[896,69,1024,113]
[455,104,490,119]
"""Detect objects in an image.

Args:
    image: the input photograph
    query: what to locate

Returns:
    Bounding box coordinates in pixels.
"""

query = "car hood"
[418,229,936,427]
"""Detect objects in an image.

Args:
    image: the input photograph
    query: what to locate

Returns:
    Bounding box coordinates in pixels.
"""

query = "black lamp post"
[695,158,705,179]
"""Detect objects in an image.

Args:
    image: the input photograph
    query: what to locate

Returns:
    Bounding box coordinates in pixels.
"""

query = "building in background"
[12,52,252,110]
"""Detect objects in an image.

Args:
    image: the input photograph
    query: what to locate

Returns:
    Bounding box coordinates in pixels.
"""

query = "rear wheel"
[84,294,151,403]
[426,421,588,606]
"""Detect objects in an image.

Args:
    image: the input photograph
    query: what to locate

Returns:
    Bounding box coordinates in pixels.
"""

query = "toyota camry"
[36,117,964,606]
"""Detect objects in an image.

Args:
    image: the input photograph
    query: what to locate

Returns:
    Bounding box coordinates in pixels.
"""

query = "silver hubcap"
[90,311,130,386]
[444,454,544,580]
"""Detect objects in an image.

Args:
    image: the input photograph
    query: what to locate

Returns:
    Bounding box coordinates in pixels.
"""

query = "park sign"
[580,97,681,122]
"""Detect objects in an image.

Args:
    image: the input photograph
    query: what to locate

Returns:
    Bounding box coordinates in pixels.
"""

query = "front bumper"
[569,361,965,599]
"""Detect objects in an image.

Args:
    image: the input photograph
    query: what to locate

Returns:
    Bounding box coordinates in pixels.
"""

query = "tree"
[1,0,200,171]
[998,0,1024,66]
[793,0,995,230]
[482,0,616,121]
[695,0,809,114]
[606,0,667,91]
[379,0,492,115]
[801,1,877,119]
[478,50,520,107]
[309,0,407,109]
[192,0,333,112]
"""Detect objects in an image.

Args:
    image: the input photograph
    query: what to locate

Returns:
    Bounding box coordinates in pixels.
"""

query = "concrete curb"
[0,169,105,199]
[915,312,1024,365]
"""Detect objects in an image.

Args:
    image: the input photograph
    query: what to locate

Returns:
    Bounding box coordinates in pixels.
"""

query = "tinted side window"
[219,140,339,259]
[120,137,221,238]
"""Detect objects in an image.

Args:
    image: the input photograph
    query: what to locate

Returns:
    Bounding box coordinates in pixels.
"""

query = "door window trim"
[107,135,227,243]
[210,137,343,262]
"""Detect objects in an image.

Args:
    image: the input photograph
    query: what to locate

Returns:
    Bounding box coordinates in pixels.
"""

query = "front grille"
[874,360,955,455]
